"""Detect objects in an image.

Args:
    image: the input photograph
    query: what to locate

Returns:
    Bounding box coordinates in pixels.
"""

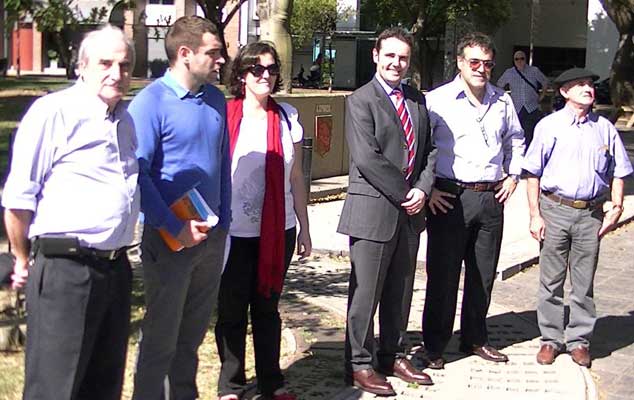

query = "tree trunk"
[601,0,634,118]
[258,0,293,93]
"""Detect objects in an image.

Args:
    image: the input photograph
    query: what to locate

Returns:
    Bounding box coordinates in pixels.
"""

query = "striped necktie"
[393,88,415,179]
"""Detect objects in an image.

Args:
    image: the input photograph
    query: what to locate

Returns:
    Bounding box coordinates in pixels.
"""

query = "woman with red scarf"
[215,42,312,400]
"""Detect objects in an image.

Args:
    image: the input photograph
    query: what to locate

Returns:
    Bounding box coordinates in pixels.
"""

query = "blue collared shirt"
[426,75,525,182]
[497,65,549,113]
[523,105,633,199]
[2,83,140,250]
[129,70,231,236]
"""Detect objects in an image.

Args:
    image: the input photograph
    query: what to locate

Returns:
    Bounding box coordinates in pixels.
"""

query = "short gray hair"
[78,25,135,69]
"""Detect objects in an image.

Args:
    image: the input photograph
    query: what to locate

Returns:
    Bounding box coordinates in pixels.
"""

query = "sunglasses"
[247,64,280,77]
[514,57,525,61]
[466,58,496,70]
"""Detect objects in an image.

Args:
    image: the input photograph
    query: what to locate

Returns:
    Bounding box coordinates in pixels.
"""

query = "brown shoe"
[351,368,396,396]
[380,359,433,385]
[460,344,509,362]
[424,353,445,369]
[536,344,559,365]
[570,346,591,367]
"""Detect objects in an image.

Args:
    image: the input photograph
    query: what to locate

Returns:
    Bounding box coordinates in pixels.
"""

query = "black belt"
[542,192,606,210]
[435,178,503,194]
[34,236,128,261]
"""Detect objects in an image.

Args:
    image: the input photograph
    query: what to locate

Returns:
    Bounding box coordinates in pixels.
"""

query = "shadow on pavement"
[591,310,634,360]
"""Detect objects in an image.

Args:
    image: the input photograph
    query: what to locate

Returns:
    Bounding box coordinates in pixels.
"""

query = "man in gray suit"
[337,27,437,396]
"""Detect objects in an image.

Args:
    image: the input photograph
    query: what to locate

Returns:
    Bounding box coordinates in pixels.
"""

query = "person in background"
[523,68,633,367]
[214,41,311,400]
[423,32,525,369]
[129,16,230,400]
[2,25,138,400]
[497,50,549,146]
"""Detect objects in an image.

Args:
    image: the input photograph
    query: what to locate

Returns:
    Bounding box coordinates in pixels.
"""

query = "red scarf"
[227,97,286,298]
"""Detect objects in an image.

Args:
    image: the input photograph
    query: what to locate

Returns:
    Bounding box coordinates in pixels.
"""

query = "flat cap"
[554,68,599,86]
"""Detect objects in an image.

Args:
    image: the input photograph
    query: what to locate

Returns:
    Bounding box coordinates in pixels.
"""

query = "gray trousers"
[133,226,227,400]
[345,213,420,372]
[538,195,603,350]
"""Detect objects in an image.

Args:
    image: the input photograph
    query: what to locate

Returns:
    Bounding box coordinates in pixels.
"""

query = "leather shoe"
[350,369,396,396]
[460,344,509,362]
[425,355,445,370]
[380,358,433,385]
[570,346,591,367]
[536,344,559,365]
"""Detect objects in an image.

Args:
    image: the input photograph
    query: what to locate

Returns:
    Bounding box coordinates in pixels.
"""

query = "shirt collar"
[161,69,205,99]
[449,74,497,103]
[562,104,594,125]
[73,80,121,120]
[375,73,403,97]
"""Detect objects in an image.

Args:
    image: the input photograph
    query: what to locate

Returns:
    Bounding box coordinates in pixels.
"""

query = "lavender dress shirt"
[426,75,525,182]
[523,105,633,200]
[2,83,140,250]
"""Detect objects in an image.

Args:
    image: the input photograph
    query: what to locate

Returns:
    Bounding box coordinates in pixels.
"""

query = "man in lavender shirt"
[2,26,139,399]
[523,68,633,367]
[422,32,525,368]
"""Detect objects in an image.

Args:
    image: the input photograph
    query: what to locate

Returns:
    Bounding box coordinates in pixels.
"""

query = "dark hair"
[457,32,496,58]
[228,41,282,98]
[165,16,220,64]
[374,27,413,51]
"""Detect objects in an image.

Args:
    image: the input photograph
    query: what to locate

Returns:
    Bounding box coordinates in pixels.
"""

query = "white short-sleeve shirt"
[229,102,303,237]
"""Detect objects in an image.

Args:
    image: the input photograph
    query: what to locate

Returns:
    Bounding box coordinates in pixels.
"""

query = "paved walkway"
[281,129,634,399]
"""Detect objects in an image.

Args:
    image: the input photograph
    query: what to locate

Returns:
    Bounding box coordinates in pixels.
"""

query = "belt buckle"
[572,200,587,209]
[104,250,118,260]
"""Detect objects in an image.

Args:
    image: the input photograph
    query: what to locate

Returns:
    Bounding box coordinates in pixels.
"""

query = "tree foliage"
[290,0,338,48]
[600,0,634,112]
[360,0,512,88]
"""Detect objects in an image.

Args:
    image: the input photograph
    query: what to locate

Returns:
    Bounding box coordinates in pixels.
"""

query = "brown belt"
[542,191,606,210]
[435,178,502,194]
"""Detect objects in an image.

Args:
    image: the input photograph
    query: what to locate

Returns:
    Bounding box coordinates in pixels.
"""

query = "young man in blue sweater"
[129,16,230,400]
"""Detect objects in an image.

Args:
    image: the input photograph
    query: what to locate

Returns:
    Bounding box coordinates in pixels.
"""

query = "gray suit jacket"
[337,78,437,242]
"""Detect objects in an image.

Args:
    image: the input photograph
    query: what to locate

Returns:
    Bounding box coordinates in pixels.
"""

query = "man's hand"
[598,204,623,238]
[428,188,456,215]
[11,257,29,290]
[495,176,518,203]
[401,188,427,215]
[176,220,210,248]
[529,215,546,242]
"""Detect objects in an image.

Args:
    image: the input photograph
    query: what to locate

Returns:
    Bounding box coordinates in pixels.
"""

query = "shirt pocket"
[593,145,611,174]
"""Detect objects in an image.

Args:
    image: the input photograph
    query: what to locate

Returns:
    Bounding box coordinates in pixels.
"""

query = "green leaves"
[291,0,348,48]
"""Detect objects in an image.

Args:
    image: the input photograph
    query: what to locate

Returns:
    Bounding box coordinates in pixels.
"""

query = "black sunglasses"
[247,64,280,77]
[514,57,525,61]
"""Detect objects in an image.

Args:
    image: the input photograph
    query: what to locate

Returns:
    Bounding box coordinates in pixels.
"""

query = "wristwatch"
[509,174,520,183]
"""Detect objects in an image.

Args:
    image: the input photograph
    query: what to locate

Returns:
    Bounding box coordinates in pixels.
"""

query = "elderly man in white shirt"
[2,25,139,400]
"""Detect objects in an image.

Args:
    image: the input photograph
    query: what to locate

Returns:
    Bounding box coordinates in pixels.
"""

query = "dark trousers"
[518,107,543,148]
[345,213,420,372]
[423,189,504,355]
[24,251,132,400]
[133,226,227,400]
[215,228,296,397]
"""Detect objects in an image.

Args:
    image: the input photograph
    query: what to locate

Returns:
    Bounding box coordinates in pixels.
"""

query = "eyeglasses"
[466,58,496,70]
[514,57,525,61]
[247,64,280,77]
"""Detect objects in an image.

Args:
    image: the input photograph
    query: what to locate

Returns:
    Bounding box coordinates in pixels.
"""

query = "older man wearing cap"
[523,67,633,367]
